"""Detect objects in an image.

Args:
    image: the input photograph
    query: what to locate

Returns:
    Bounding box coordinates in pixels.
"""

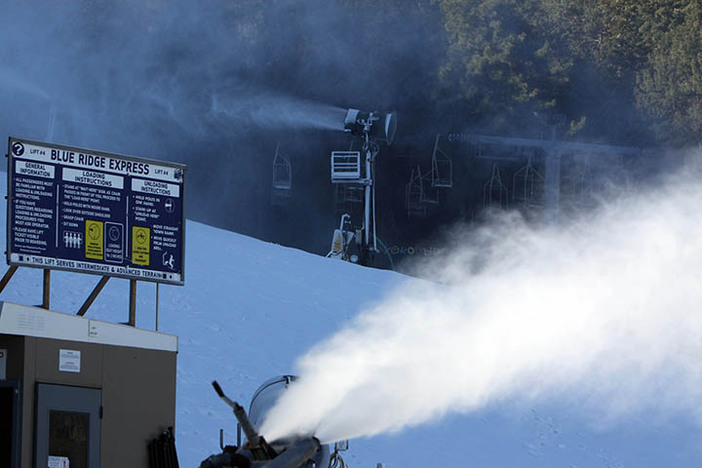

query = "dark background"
[2,0,695,270]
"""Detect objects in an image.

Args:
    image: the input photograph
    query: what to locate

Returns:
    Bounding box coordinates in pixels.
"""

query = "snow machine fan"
[200,376,348,468]
[343,109,397,145]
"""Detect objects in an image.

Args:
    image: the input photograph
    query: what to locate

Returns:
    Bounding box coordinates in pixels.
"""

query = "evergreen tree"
[635,1,702,144]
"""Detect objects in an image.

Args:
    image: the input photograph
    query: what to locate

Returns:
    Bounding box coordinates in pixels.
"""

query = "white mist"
[210,90,346,132]
[260,155,702,444]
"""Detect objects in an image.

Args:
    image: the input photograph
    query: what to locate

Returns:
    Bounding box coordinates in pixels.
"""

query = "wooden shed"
[0,301,178,467]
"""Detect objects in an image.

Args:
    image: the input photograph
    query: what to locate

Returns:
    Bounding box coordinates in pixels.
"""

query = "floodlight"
[343,109,397,145]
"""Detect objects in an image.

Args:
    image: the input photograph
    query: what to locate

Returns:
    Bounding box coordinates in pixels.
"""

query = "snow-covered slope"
[2,172,701,467]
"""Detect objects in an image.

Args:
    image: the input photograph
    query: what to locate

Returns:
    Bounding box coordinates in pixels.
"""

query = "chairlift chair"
[512,157,545,208]
[421,169,440,205]
[483,163,509,209]
[562,159,594,208]
[272,144,292,190]
[431,134,453,188]
[334,185,363,213]
[339,184,363,203]
[271,144,292,206]
[406,166,426,217]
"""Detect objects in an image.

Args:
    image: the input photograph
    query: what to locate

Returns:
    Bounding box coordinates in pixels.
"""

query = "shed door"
[0,381,21,468]
[35,384,101,468]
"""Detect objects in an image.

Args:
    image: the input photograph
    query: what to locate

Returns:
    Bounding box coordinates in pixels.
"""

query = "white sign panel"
[131,178,180,197]
[63,167,125,189]
[16,160,55,179]
[59,349,81,373]
[0,349,6,379]
[48,456,70,468]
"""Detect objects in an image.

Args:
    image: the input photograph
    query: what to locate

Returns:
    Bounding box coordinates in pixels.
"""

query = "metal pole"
[42,269,50,309]
[155,282,160,331]
[0,266,18,294]
[364,148,372,251]
[129,279,137,326]
[543,149,562,224]
[372,171,377,253]
[77,276,110,316]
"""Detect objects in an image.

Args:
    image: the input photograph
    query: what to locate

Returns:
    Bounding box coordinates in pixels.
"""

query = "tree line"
[440,0,701,146]
[341,0,701,147]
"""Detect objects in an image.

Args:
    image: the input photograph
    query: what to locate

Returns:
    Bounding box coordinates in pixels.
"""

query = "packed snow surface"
[2,171,702,467]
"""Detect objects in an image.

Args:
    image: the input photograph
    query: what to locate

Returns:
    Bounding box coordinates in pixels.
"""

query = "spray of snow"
[260,152,702,444]
[210,91,346,132]
[0,70,50,100]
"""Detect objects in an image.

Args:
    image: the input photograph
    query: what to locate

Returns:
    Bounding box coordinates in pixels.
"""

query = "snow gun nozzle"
[261,437,322,468]
[203,378,329,467]
[212,379,277,460]
[211,380,225,398]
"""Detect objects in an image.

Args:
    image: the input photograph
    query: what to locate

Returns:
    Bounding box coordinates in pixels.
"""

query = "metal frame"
[445,132,639,222]
[272,144,292,190]
[405,166,426,217]
[483,163,509,209]
[431,134,453,188]
[335,184,363,205]
[512,156,545,208]
[420,169,440,205]
[560,157,594,208]
[331,151,362,182]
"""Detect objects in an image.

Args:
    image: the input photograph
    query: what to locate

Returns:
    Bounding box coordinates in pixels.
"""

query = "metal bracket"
[77,276,110,317]
[129,280,137,326]
[42,269,50,309]
[0,266,18,294]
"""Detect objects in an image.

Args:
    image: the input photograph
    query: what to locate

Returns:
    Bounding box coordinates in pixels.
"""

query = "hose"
[328,450,347,468]
[375,237,395,271]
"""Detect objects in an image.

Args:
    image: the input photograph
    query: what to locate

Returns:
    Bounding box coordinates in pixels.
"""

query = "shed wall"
[0,334,176,467]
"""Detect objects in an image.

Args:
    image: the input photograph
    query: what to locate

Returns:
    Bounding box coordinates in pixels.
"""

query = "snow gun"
[343,108,397,145]
[199,376,348,468]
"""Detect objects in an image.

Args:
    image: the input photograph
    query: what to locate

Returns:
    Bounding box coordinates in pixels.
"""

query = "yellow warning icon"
[132,226,150,266]
[85,220,104,260]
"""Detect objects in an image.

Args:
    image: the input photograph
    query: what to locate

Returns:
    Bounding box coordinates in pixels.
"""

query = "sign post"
[6,137,186,320]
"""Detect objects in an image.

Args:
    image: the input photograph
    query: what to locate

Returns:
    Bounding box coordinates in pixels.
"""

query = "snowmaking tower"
[328,109,396,266]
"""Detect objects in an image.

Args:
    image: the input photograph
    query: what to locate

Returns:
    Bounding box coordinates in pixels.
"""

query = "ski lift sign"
[6,137,186,285]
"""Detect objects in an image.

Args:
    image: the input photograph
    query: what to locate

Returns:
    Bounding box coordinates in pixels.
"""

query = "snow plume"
[0,69,49,101]
[260,152,702,444]
[210,91,346,132]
